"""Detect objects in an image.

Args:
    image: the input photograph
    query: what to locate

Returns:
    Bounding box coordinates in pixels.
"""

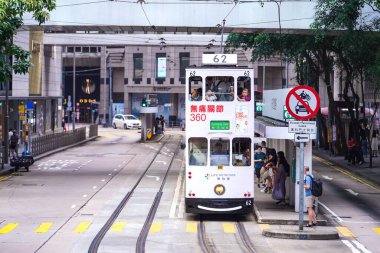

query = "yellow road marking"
[110,222,126,232]
[0,223,18,234]
[149,222,162,233]
[34,222,53,233]
[373,228,380,234]
[222,223,236,233]
[0,175,14,182]
[74,222,91,233]
[258,224,270,231]
[336,226,356,237]
[313,156,380,192]
[186,222,197,233]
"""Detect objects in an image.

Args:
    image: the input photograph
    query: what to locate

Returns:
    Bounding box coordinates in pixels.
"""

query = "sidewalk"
[313,148,380,190]
[253,184,339,240]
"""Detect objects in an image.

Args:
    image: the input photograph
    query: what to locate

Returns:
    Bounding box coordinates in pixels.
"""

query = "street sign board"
[288,121,316,134]
[283,106,294,120]
[294,133,310,143]
[285,85,320,120]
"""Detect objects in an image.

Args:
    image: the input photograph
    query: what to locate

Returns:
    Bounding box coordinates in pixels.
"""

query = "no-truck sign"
[285,86,320,120]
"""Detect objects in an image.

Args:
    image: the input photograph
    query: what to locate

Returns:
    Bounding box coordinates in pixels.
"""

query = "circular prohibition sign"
[285,85,320,120]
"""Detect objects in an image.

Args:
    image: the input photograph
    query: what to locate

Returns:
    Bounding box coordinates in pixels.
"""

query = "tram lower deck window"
[189,137,207,166]
[210,138,230,166]
[232,138,251,166]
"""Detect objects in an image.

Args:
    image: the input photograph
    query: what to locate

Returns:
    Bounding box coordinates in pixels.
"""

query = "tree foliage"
[0,0,56,82]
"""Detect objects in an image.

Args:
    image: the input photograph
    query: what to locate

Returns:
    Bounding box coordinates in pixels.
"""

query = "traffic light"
[0,101,2,107]
[141,98,147,107]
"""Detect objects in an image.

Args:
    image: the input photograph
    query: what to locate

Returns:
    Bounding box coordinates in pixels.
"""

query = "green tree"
[0,0,56,82]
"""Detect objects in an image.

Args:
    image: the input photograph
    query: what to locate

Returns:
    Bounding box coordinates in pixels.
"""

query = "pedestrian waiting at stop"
[272,151,288,205]
[304,166,317,227]
[9,130,19,159]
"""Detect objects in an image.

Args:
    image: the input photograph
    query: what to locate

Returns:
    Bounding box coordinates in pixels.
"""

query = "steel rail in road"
[198,215,257,253]
[88,135,179,253]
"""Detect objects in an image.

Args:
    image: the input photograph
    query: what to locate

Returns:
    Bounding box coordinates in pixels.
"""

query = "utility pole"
[108,59,113,126]
[220,19,226,53]
[72,50,76,130]
[4,54,9,164]
[103,54,107,127]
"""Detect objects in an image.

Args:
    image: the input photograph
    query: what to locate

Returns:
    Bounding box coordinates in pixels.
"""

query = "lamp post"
[72,50,76,130]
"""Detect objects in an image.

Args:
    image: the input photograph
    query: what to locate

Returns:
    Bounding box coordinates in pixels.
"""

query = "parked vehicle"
[112,114,141,129]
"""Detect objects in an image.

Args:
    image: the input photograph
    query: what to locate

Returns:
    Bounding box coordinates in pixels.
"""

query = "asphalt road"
[0,128,379,253]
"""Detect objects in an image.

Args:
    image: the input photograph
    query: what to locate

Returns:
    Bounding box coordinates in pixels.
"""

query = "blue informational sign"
[157,57,166,78]
[26,101,34,109]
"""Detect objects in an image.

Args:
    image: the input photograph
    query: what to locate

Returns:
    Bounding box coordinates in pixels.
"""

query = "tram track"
[88,134,181,253]
[198,215,257,253]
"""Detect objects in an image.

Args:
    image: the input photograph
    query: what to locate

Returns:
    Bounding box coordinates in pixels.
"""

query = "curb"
[262,228,339,240]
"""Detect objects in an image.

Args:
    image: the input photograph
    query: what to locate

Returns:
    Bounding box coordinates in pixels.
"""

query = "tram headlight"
[214,184,225,195]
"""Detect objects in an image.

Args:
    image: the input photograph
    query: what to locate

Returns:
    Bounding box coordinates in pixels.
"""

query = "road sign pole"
[299,141,305,231]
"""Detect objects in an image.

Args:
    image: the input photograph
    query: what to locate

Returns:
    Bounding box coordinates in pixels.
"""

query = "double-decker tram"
[185,54,254,214]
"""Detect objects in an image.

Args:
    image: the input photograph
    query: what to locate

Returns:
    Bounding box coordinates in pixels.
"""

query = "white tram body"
[185,54,254,214]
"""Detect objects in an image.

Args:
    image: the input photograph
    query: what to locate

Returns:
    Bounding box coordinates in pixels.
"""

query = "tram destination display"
[210,120,230,130]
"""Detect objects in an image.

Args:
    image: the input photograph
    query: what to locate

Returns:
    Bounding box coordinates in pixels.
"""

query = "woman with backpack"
[272,151,289,205]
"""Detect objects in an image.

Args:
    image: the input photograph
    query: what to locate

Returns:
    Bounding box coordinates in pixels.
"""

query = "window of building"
[82,47,90,53]
[189,137,208,166]
[210,138,230,166]
[179,52,190,79]
[232,138,251,166]
[133,53,143,79]
[67,47,74,53]
[156,53,166,78]
[188,76,202,102]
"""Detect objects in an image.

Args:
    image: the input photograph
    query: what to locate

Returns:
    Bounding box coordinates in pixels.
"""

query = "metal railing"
[30,127,86,156]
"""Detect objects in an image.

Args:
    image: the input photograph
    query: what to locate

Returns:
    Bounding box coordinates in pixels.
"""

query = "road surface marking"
[0,223,18,234]
[110,222,126,232]
[82,194,88,198]
[322,175,333,181]
[341,240,361,253]
[149,222,162,233]
[258,224,271,231]
[345,189,359,196]
[92,186,97,189]
[0,175,14,182]
[313,156,380,192]
[146,175,160,181]
[336,227,356,237]
[74,222,91,233]
[34,223,53,233]
[222,223,236,233]
[156,161,167,165]
[169,162,184,218]
[373,228,380,234]
[352,240,372,253]
[71,205,76,209]
[186,222,197,233]
[319,201,343,222]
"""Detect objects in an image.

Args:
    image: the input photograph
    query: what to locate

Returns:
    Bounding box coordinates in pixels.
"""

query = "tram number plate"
[210,120,230,130]
[202,54,237,65]
[246,200,252,206]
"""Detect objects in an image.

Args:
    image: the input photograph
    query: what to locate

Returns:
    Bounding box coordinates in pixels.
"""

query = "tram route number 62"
[190,113,206,121]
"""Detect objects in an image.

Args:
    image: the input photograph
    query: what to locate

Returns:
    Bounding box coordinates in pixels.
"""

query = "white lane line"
[345,189,359,196]
[322,175,333,180]
[342,240,361,253]
[101,179,106,182]
[169,164,184,219]
[156,161,167,165]
[352,240,372,253]
[108,173,112,176]
[92,186,97,189]
[146,175,160,181]
[319,201,343,222]
[82,194,88,198]
[71,205,76,209]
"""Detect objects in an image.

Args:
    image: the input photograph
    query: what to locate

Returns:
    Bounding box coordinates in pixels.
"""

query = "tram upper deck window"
[188,76,203,101]
[237,76,252,102]
[189,137,207,166]
[205,76,234,102]
[232,138,251,166]
[210,138,230,166]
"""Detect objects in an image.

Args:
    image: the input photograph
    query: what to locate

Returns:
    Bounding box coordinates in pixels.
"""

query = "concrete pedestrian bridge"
[24,0,318,34]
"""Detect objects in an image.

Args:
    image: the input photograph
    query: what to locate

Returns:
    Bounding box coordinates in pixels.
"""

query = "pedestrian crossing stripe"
[336,226,356,238]
[222,223,236,233]
[74,222,91,233]
[149,222,162,233]
[0,223,18,234]
[110,222,126,232]
[258,224,270,231]
[186,222,197,233]
[34,223,53,233]
[373,228,380,234]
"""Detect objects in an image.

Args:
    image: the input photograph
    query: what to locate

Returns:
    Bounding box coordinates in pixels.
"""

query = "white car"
[112,114,141,129]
